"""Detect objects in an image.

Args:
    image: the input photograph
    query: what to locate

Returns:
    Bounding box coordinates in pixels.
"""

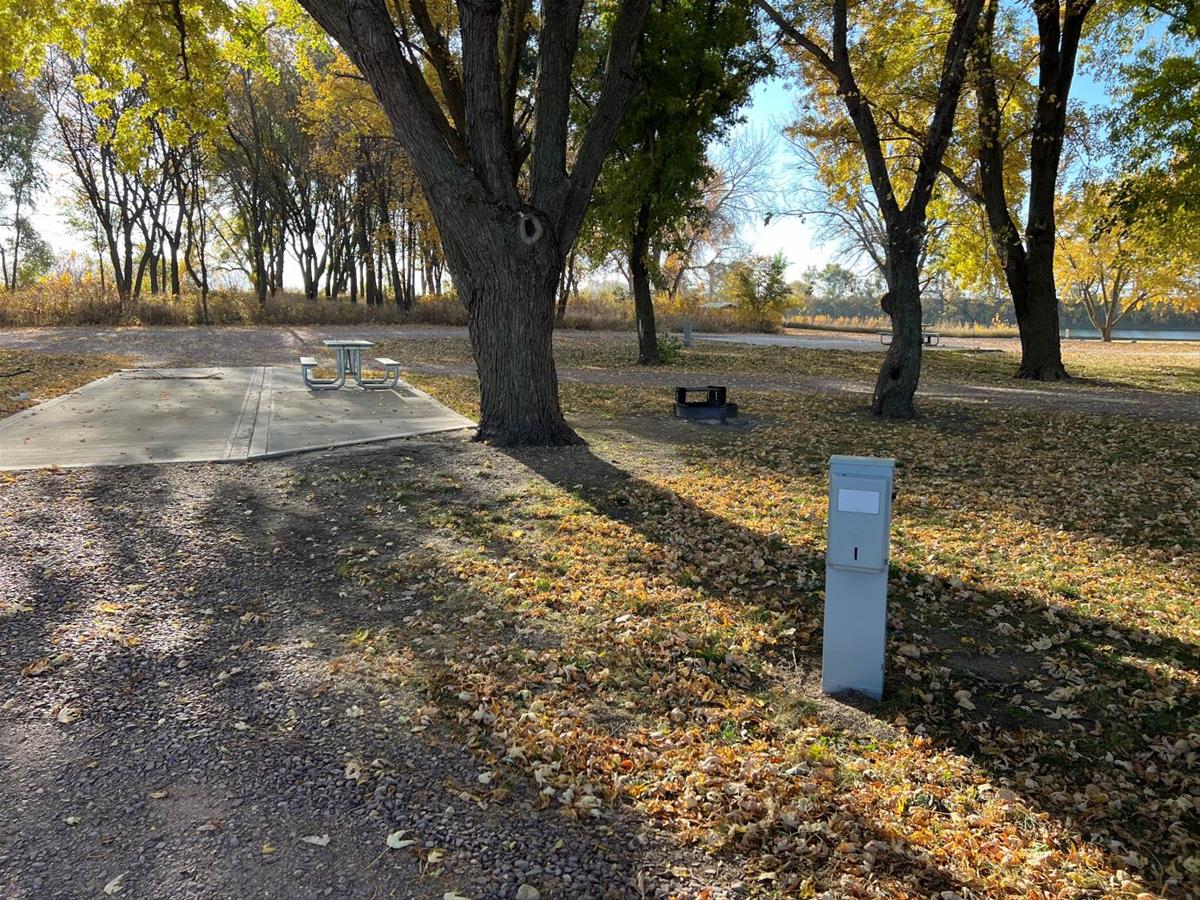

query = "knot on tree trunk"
[879,291,895,318]
[517,210,545,246]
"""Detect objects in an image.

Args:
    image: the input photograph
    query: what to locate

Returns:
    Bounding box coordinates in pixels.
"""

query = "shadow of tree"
[577,385,1200,565]
[0,459,679,900]
[505,441,1198,894]
[3,422,1194,896]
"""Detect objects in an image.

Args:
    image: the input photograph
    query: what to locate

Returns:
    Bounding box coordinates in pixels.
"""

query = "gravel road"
[0,437,735,899]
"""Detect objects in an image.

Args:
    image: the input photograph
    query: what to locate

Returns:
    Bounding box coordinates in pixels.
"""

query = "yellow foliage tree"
[1056,184,1199,341]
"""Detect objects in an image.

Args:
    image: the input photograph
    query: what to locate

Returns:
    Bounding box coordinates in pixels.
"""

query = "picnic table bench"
[301,339,401,391]
[879,331,941,347]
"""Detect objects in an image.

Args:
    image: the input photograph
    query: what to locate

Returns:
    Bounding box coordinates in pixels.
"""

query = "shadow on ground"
[0,458,678,899]
[505,437,1198,894]
[1,406,1195,896]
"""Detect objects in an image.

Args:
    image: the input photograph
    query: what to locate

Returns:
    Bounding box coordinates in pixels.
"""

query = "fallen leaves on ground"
[372,332,1200,394]
[326,379,1197,897]
[0,350,132,418]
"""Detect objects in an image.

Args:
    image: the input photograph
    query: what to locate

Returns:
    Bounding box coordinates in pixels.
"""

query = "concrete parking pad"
[0,366,474,470]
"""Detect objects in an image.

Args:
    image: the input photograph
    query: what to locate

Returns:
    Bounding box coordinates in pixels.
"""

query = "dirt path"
[2,325,1196,422]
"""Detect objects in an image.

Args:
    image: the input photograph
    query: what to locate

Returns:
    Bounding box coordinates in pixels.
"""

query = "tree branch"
[295,0,471,180]
[530,0,586,214]
[409,0,468,133]
[458,0,518,201]
[556,0,653,246]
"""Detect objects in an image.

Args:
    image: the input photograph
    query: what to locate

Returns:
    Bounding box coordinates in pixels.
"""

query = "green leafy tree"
[584,0,769,364]
[0,81,46,291]
[1108,13,1200,231]
[724,251,792,327]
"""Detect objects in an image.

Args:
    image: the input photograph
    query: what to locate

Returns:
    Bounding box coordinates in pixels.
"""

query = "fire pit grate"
[673,385,738,424]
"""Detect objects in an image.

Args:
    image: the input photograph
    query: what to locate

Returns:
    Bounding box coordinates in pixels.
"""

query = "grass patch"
[0,350,130,418]
[328,375,1198,896]
[375,332,1200,394]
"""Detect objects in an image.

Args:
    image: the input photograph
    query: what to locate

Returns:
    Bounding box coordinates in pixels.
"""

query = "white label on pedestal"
[836,488,880,515]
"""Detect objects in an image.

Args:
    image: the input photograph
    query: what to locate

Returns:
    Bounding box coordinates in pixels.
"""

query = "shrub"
[656,333,683,364]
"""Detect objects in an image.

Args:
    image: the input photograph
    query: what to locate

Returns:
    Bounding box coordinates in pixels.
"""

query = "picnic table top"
[322,339,375,348]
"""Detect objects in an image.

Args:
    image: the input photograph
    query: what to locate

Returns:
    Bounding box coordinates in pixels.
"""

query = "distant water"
[1062,328,1200,342]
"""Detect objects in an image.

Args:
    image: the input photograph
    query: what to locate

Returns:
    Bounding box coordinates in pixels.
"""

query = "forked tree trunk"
[973,0,1079,381]
[630,204,660,365]
[295,0,651,447]
[872,244,923,418]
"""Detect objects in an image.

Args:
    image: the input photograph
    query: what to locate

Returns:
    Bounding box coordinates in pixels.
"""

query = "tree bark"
[759,0,982,418]
[296,0,650,445]
[1016,241,1068,377]
[556,247,576,323]
[973,0,1081,380]
[452,217,581,446]
[872,241,923,417]
[8,194,22,291]
[250,227,268,305]
[629,201,660,365]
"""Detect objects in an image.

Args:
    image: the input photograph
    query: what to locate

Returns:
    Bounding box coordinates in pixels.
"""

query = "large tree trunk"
[447,215,580,446]
[973,0,1079,381]
[872,242,923,418]
[294,0,650,447]
[630,202,660,365]
[1016,245,1068,378]
[1015,211,1068,378]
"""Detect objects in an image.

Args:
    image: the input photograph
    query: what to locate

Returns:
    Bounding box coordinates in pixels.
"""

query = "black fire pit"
[673,385,738,424]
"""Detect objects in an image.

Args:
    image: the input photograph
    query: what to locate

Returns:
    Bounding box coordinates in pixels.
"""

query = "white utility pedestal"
[822,455,895,699]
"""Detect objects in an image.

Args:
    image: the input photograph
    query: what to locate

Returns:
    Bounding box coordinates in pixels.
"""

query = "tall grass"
[784,313,1020,338]
[0,277,468,327]
[0,278,763,333]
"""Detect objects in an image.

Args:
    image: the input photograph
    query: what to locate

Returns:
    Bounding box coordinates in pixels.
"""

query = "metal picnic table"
[300,339,401,391]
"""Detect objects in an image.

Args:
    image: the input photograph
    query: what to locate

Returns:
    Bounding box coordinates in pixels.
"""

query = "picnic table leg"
[302,351,346,390]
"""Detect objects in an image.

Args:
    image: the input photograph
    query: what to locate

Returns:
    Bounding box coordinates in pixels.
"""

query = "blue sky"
[731,61,1115,280]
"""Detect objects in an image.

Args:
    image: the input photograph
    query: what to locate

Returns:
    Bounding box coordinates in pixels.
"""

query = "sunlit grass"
[0,350,133,418]
[340,374,1198,895]
[375,332,1200,394]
